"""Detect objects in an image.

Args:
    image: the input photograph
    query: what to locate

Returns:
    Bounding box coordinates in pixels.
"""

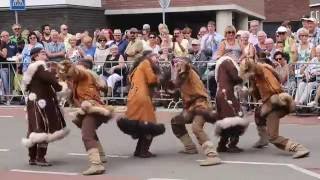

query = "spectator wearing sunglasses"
[59,24,73,51]
[146,32,160,54]
[94,35,109,63]
[276,26,296,63]
[215,25,242,62]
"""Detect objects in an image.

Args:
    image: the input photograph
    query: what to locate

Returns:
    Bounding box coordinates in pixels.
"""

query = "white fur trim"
[21,138,33,148]
[37,99,46,109]
[215,116,249,136]
[222,89,226,93]
[47,128,70,142]
[22,61,47,91]
[29,132,49,143]
[23,107,27,112]
[215,56,240,81]
[28,93,37,101]
[238,112,243,117]
[227,100,233,105]
[81,101,112,117]
[56,81,72,101]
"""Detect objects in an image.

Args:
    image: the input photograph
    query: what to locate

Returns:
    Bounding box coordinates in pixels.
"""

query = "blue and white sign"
[10,0,26,11]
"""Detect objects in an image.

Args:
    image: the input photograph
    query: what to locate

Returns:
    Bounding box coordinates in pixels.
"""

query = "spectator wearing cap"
[188,39,208,78]
[183,27,195,49]
[301,15,310,29]
[307,17,320,48]
[60,24,73,51]
[146,32,161,54]
[102,44,126,96]
[125,28,143,61]
[44,31,66,62]
[248,20,260,46]
[94,35,109,63]
[200,21,223,59]
[276,26,296,63]
[110,29,128,56]
[142,24,151,41]
[21,32,44,72]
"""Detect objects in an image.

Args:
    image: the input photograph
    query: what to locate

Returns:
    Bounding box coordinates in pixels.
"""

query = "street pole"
[15,11,18,24]
[159,0,170,25]
[162,9,165,24]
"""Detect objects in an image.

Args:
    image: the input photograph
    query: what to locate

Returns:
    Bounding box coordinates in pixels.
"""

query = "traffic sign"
[10,0,26,11]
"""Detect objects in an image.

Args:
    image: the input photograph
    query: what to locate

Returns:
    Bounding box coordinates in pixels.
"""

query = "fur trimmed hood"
[215,116,249,136]
[215,56,240,81]
[21,128,70,148]
[21,60,47,91]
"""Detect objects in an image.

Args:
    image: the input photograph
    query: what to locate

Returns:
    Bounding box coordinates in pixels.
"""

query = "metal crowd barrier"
[1,60,320,112]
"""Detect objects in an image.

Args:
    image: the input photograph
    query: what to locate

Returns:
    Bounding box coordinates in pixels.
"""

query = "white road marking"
[0,149,9,152]
[68,153,130,158]
[195,160,320,179]
[0,116,13,118]
[10,169,78,176]
[148,179,185,180]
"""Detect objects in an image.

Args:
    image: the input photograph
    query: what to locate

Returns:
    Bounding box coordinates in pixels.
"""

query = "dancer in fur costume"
[240,58,310,158]
[117,51,165,158]
[59,59,114,175]
[214,55,249,153]
[170,58,221,166]
[22,47,69,166]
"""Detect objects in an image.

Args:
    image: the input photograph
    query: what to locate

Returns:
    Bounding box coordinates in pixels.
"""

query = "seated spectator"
[66,35,85,63]
[94,35,109,63]
[172,29,188,57]
[254,31,267,54]
[183,27,195,49]
[146,32,161,54]
[45,31,66,62]
[102,45,126,97]
[265,38,275,61]
[239,30,255,62]
[188,39,208,78]
[81,36,96,61]
[274,51,290,86]
[294,45,320,105]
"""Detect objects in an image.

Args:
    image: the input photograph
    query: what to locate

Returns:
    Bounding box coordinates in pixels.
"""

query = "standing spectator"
[216,25,242,62]
[110,29,128,56]
[293,28,315,63]
[294,45,320,105]
[188,39,208,77]
[45,31,66,62]
[265,38,276,61]
[183,27,195,49]
[81,36,96,61]
[41,24,52,43]
[248,20,260,46]
[60,24,73,51]
[200,21,223,60]
[239,31,255,61]
[276,26,296,63]
[21,32,44,72]
[198,26,207,41]
[94,35,109,62]
[1,31,18,59]
[254,31,267,54]
[301,15,310,29]
[142,24,151,41]
[307,17,320,48]
[0,35,9,104]
[66,36,85,63]
[21,29,30,40]
[125,28,143,61]
[146,32,161,54]
[172,29,188,57]
[10,24,26,52]
[101,29,114,47]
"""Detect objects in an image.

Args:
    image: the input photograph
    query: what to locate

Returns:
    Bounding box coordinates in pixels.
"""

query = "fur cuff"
[202,141,215,155]
[47,128,70,142]
[215,116,249,136]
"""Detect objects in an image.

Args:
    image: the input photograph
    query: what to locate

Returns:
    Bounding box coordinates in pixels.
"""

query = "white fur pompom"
[222,89,226,93]
[81,101,92,111]
[21,138,34,148]
[29,132,49,143]
[227,100,233,105]
[242,86,248,92]
[28,93,37,101]
[38,99,47,109]
[238,111,243,117]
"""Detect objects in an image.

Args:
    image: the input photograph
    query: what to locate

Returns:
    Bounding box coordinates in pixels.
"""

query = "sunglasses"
[29,36,37,40]
[299,35,308,37]
[149,36,156,39]
[275,58,282,61]
[63,28,68,30]
[14,28,21,30]
[98,39,107,42]
[227,31,235,34]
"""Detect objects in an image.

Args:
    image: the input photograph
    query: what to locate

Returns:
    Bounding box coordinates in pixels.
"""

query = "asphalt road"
[0,106,319,180]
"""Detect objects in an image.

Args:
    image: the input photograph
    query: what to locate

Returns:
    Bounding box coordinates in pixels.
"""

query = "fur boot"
[82,148,105,175]
[199,141,221,166]
[179,134,198,154]
[285,140,310,159]
[253,126,269,148]
[97,142,107,163]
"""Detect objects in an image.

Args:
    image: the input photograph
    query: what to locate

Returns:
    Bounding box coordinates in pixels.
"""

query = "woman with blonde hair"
[66,35,85,63]
[215,25,242,62]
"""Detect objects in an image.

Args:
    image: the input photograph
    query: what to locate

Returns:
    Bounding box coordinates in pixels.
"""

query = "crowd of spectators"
[1,15,320,111]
